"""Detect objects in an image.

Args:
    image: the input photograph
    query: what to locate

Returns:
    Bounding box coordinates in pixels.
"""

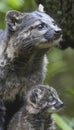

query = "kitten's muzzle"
[55,100,64,109]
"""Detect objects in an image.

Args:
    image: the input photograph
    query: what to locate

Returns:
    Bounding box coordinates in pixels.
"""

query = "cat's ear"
[6,10,24,31]
[38,4,44,12]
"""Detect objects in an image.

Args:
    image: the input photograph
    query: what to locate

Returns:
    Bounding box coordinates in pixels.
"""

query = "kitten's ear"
[6,10,24,31]
[31,90,38,103]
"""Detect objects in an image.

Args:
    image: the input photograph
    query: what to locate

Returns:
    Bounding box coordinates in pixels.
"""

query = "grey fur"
[8,85,63,130]
[0,5,62,129]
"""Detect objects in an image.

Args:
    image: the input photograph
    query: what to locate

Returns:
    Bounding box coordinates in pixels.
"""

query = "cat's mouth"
[35,35,62,49]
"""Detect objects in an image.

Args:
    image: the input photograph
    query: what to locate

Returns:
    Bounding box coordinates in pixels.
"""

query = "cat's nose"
[55,30,62,35]
[54,29,62,38]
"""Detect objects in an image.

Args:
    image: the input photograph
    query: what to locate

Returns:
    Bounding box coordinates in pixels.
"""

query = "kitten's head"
[26,85,63,114]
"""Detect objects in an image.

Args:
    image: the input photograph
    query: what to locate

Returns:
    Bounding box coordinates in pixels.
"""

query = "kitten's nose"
[55,101,64,109]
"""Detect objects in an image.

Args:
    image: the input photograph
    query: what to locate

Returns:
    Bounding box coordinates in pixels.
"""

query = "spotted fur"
[0,5,62,130]
[8,85,63,130]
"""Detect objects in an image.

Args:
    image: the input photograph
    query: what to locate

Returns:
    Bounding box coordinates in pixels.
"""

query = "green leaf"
[7,0,23,9]
[52,114,73,130]
[0,1,11,12]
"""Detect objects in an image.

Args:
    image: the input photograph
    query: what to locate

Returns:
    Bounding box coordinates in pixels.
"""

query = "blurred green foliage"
[46,48,67,79]
[0,0,74,130]
[0,0,36,12]
[53,114,74,130]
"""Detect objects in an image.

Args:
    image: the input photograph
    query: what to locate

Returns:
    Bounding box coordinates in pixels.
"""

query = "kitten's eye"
[48,96,54,102]
[36,23,47,30]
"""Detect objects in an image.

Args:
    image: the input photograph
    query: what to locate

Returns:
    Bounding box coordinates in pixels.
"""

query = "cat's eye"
[36,23,48,30]
[52,20,56,26]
